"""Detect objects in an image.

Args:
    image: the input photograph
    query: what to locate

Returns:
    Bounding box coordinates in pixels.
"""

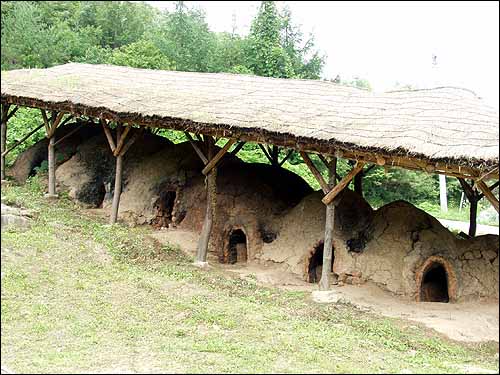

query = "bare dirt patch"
[152,227,499,343]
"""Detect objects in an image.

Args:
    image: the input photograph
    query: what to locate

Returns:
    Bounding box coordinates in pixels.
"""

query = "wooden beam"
[40,109,50,135]
[114,125,131,156]
[202,138,237,176]
[478,181,500,200]
[258,143,273,164]
[457,178,475,200]
[0,105,9,180]
[2,123,45,157]
[476,180,499,213]
[319,156,337,291]
[279,149,294,166]
[300,151,329,194]
[118,128,143,156]
[48,112,65,137]
[47,136,56,196]
[196,136,217,263]
[185,132,209,165]
[58,114,75,129]
[270,145,279,166]
[110,154,123,224]
[101,119,116,152]
[322,161,366,205]
[53,123,82,146]
[6,106,18,121]
[474,167,499,188]
[317,154,329,169]
[230,141,245,156]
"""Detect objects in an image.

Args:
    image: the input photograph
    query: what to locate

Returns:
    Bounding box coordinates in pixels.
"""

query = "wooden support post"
[48,136,56,196]
[319,157,337,291]
[101,121,139,224]
[478,181,500,200]
[476,180,499,213]
[1,104,9,181]
[110,154,123,224]
[196,136,217,264]
[322,161,366,205]
[270,145,280,166]
[458,177,479,236]
[41,109,65,198]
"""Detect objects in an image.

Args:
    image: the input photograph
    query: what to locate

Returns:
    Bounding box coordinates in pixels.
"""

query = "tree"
[280,5,324,79]
[152,2,216,72]
[246,1,293,78]
[107,40,172,70]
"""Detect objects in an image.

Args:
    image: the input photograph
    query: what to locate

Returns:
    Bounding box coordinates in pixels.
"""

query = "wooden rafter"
[185,132,208,165]
[101,119,116,152]
[230,141,245,156]
[322,161,366,205]
[40,109,64,138]
[279,149,294,166]
[300,151,329,194]
[476,180,499,213]
[478,181,500,200]
[258,144,273,164]
[1,123,45,157]
[474,167,499,188]
[53,123,82,146]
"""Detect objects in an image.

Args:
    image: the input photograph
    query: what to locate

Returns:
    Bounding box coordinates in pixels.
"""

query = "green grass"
[1,177,499,373]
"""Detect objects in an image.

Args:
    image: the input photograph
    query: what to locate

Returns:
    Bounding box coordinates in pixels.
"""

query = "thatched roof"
[1,63,499,172]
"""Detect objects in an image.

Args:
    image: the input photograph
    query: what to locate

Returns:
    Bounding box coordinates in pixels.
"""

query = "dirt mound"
[257,189,373,276]
[56,129,171,207]
[8,121,102,183]
[114,142,312,260]
[11,131,498,302]
[261,197,498,301]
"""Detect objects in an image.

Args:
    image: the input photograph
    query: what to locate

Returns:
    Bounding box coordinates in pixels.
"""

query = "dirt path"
[438,218,499,235]
[151,227,499,343]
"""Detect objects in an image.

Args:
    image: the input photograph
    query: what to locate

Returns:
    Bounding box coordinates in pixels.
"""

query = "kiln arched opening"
[420,262,449,303]
[152,190,177,228]
[225,229,247,264]
[307,241,334,283]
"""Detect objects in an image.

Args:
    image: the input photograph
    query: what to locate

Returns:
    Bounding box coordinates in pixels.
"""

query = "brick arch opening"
[305,240,334,284]
[416,256,457,303]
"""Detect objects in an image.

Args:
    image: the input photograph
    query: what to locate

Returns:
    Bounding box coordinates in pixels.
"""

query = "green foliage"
[108,39,172,70]
[152,2,216,72]
[246,1,293,78]
[363,167,439,207]
[4,108,45,166]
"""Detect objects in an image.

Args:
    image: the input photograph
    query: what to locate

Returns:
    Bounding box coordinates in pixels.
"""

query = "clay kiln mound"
[115,141,312,260]
[8,121,102,183]
[55,127,171,207]
[257,189,374,276]
[259,195,498,301]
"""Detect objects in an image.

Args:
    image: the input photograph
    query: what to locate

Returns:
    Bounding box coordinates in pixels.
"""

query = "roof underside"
[1,63,499,172]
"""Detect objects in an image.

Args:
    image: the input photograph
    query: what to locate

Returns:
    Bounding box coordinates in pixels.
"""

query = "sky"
[148,1,499,108]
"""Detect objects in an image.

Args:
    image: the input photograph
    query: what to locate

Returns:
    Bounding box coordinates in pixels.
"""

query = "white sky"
[148,1,499,108]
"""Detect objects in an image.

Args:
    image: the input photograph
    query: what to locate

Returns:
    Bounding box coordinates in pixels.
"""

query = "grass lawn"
[1,177,499,374]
